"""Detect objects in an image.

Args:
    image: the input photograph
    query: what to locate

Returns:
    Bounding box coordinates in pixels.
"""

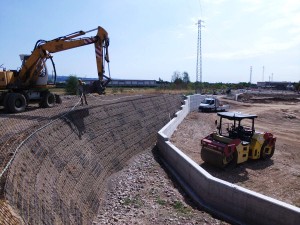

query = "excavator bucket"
[89,80,105,94]
[89,76,111,95]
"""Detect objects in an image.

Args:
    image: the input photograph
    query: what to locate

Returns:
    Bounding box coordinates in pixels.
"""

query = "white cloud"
[205,35,300,60]
[240,0,263,12]
[203,0,226,5]
[205,50,259,60]
[202,0,300,60]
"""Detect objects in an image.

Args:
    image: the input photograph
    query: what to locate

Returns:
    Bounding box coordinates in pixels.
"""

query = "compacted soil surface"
[171,94,300,207]
[1,92,299,224]
[0,94,229,224]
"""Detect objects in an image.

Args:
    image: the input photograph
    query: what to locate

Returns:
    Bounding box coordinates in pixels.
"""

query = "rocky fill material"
[2,94,183,224]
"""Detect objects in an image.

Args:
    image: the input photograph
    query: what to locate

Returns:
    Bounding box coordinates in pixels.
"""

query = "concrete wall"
[189,94,206,111]
[157,95,300,225]
[5,94,182,225]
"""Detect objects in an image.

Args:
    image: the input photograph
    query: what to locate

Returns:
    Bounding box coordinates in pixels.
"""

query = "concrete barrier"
[157,95,300,225]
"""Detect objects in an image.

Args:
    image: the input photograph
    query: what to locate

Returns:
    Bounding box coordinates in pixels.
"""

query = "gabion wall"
[5,94,182,224]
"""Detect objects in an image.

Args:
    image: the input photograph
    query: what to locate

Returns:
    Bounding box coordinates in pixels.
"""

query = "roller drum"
[201,146,227,168]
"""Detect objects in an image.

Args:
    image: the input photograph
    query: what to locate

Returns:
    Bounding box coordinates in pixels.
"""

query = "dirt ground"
[1,91,299,224]
[171,92,300,207]
[0,94,230,224]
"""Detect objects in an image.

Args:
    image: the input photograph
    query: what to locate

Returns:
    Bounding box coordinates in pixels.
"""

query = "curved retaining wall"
[4,94,182,225]
[157,94,300,225]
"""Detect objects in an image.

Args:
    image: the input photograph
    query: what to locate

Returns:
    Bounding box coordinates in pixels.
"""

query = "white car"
[198,97,230,112]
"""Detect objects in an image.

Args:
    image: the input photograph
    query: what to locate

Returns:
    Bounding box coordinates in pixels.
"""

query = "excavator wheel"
[40,92,56,108]
[260,143,275,160]
[201,147,227,168]
[3,93,11,112]
[55,94,62,104]
[7,93,27,113]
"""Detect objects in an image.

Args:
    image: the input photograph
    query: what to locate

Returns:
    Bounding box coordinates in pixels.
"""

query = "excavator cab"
[19,54,50,86]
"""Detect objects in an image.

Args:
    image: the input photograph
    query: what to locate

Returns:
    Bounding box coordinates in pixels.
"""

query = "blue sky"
[0,0,299,83]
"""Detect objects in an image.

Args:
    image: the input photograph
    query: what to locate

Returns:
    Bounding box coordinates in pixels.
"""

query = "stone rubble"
[94,149,229,225]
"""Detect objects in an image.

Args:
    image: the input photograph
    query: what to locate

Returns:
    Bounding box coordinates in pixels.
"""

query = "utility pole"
[249,66,252,84]
[196,20,204,83]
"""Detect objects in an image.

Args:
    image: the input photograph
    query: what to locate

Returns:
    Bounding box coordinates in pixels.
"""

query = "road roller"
[200,112,276,168]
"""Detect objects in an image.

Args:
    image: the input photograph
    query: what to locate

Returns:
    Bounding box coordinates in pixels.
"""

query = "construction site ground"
[171,92,300,208]
[0,91,299,224]
[0,93,229,225]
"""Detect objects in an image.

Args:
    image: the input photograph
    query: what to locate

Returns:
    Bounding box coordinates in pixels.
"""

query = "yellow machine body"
[236,142,249,164]
[0,26,110,113]
[249,132,265,159]
[201,112,276,168]
[0,71,16,89]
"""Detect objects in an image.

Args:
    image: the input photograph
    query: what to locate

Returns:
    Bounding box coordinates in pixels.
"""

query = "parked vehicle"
[198,97,230,112]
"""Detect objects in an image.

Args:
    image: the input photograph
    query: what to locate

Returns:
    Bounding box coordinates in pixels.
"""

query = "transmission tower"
[196,20,204,82]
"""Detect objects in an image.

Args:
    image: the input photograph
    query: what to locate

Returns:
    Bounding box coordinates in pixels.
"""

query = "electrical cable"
[0,94,83,179]
[0,92,145,179]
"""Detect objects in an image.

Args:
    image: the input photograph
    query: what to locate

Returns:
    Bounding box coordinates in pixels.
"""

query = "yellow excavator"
[0,26,111,113]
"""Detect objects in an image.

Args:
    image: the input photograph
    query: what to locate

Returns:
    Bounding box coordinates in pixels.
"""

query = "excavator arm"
[17,26,110,92]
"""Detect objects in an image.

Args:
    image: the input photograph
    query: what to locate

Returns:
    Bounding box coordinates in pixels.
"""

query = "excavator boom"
[17,26,110,89]
[0,26,111,113]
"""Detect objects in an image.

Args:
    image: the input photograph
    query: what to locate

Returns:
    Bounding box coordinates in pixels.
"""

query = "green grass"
[122,195,144,208]
[171,200,191,214]
[156,197,167,206]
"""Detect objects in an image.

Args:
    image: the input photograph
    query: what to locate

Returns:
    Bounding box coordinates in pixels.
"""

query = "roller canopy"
[217,112,257,120]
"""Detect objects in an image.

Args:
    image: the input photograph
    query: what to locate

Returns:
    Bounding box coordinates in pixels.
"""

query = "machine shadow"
[200,157,274,184]
[244,159,274,170]
[63,107,90,139]
[200,162,250,183]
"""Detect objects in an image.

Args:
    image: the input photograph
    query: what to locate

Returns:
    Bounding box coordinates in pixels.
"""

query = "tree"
[171,71,182,83]
[182,71,190,83]
[65,75,78,95]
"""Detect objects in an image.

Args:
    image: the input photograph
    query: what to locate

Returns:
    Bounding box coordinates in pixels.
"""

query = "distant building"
[81,78,160,88]
[257,81,294,90]
[109,79,157,87]
[54,76,170,88]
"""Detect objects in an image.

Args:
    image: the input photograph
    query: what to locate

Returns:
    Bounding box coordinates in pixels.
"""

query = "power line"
[196,20,204,82]
[198,0,203,18]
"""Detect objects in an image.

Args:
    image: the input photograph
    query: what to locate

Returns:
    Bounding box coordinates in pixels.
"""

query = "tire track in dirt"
[171,95,300,207]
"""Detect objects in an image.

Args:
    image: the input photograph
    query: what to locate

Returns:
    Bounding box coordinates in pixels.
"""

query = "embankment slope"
[4,94,182,224]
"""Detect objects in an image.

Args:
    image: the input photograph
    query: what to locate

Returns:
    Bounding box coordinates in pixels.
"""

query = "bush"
[65,75,78,95]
